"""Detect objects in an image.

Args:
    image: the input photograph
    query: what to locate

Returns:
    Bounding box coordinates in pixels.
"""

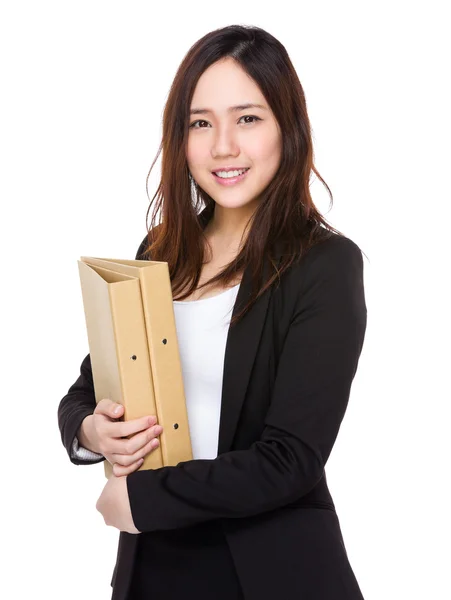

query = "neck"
[204,202,258,251]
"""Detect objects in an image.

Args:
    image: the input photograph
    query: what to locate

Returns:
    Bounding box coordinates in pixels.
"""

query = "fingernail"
[114,405,122,414]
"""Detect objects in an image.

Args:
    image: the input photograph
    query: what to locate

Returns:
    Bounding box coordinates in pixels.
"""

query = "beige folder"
[78,257,193,479]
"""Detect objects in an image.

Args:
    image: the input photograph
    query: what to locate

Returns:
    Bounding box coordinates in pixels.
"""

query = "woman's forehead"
[191,60,265,108]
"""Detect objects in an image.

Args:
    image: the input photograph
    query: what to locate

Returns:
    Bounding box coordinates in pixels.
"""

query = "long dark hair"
[142,24,343,327]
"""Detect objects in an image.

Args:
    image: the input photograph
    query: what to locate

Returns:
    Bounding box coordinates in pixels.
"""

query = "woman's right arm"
[57,353,105,465]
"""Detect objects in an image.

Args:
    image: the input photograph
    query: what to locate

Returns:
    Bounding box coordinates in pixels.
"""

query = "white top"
[173,282,241,459]
[71,282,241,462]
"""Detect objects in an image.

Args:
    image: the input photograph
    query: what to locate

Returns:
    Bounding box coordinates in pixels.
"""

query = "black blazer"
[58,220,367,600]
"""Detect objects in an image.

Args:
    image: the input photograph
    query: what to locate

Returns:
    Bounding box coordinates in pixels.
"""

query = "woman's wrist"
[77,414,100,454]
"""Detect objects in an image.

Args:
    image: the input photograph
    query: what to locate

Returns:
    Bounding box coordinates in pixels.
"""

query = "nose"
[210,123,240,159]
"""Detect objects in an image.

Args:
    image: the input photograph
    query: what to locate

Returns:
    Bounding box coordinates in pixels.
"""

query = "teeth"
[215,168,248,178]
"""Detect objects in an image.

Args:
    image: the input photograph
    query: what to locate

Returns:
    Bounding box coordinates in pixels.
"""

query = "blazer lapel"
[217,239,284,455]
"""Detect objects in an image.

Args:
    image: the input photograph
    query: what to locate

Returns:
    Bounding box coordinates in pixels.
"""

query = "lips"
[211,167,250,174]
[212,167,250,186]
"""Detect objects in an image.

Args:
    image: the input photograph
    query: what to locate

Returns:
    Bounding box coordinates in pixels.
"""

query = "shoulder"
[297,232,366,321]
[282,230,365,292]
[302,230,364,270]
[275,231,366,322]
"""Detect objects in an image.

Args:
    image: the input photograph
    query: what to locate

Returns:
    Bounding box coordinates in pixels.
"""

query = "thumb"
[96,398,124,417]
[111,402,124,416]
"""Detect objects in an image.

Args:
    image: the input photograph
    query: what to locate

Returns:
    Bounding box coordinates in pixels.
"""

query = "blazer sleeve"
[126,235,368,533]
[57,352,105,465]
[57,235,151,465]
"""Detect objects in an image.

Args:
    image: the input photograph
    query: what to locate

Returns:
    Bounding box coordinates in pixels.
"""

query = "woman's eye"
[189,119,210,128]
[189,115,261,128]
[238,115,261,124]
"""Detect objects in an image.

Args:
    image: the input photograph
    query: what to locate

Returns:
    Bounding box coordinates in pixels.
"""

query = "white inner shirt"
[173,283,241,460]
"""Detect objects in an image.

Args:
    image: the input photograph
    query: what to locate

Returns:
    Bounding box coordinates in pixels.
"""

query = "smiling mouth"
[211,168,250,185]
[212,167,250,179]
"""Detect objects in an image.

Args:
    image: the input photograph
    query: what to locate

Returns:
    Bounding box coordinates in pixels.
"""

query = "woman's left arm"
[97,236,367,534]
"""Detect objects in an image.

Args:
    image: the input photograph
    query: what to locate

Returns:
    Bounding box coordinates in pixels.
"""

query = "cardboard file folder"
[78,257,193,479]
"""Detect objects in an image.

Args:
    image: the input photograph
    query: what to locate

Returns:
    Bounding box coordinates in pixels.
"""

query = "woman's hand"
[96,474,141,534]
[79,399,163,476]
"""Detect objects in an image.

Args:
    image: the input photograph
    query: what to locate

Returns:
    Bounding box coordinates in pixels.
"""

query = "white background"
[1,1,449,599]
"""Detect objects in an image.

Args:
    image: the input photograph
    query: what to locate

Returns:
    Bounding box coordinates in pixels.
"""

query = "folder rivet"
[173,423,179,430]
[162,339,167,345]
[131,355,137,361]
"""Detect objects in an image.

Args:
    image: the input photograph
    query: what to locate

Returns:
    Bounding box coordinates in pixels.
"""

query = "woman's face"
[187,58,282,216]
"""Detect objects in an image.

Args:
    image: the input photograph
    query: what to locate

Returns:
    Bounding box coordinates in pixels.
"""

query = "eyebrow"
[189,103,268,116]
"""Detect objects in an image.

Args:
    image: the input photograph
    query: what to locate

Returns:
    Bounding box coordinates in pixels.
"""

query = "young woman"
[58,24,368,600]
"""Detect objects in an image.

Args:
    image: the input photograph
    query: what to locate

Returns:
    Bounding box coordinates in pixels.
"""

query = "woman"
[58,24,367,600]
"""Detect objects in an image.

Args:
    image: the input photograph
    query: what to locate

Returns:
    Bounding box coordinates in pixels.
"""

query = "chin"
[211,196,257,209]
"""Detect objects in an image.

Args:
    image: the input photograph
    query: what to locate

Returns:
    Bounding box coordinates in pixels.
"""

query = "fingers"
[110,425,163,458]
[112,415,157,438]
[113,458,144,477]
[94,399,162,465]
[96,398,158,437]
[111,436,161,475]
